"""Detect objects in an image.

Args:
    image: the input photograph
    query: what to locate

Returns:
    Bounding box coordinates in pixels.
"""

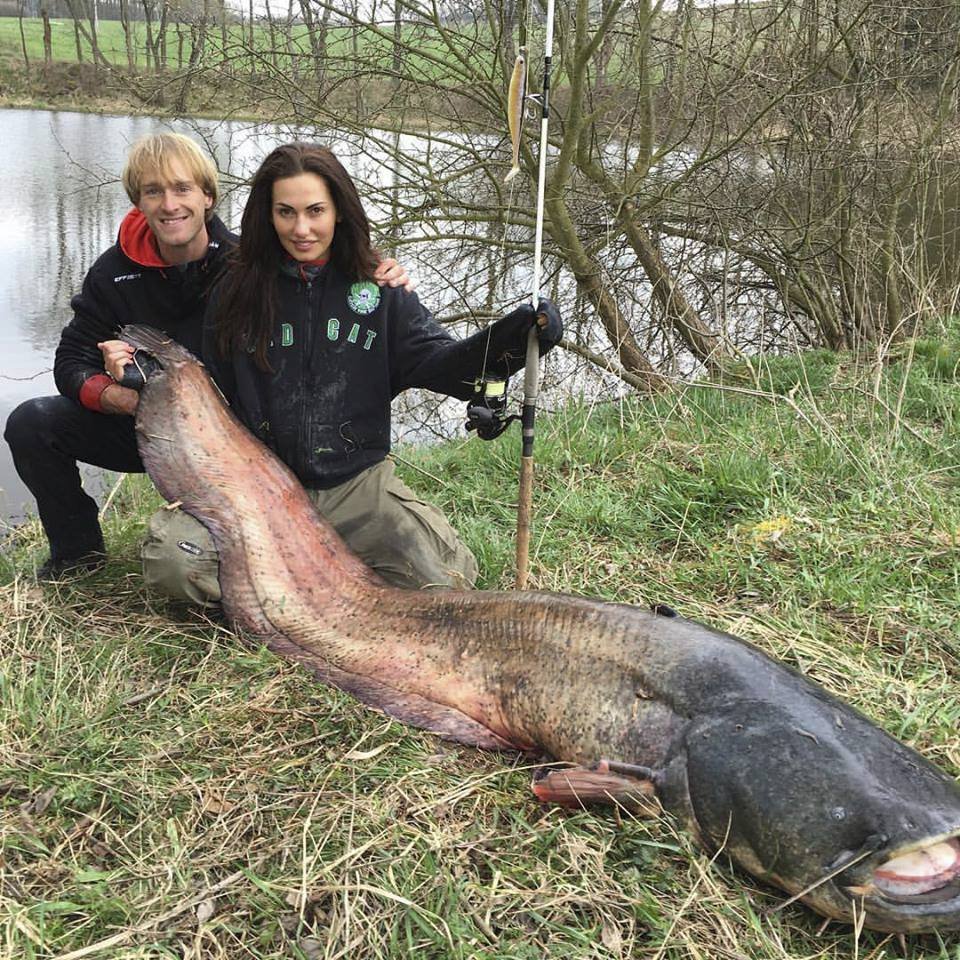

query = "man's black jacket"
[54,210,235,403]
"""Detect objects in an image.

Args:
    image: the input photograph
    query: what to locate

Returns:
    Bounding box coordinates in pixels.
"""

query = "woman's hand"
[375,258,418,293]
[98,339,136,382]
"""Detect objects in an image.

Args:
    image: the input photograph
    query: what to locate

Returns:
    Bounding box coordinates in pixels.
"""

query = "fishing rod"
[463,4,556,586]
[515,0,555,590]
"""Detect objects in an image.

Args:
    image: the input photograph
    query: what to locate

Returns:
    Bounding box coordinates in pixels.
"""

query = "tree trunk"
[73,13,84,63]
[220,0,230,74]
[176,21,185,71]
[158,0,169,71]
[119,0,136,71]
[618,203,723,365]
[17,0,29,71]
[142,0,156,72]
[265,1,279,72]
[176,0,211,113]
[84,0,108,68]
[42,8,52,71]
[298,0,327,89]
[546,195,664,389]
[65,0,111,69]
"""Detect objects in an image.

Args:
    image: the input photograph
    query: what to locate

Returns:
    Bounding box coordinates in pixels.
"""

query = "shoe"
[37,551,107,581]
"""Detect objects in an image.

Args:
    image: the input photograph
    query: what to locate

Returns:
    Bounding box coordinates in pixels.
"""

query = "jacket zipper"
[300,278,313,476]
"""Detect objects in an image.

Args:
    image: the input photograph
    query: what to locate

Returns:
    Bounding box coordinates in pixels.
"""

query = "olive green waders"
[141,459,478,603]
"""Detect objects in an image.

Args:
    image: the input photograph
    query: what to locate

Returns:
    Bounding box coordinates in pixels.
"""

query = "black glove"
[533,298,563,350]
[116,349,162,391]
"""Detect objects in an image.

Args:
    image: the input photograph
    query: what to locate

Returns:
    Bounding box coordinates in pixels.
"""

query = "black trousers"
[4,396,145,560]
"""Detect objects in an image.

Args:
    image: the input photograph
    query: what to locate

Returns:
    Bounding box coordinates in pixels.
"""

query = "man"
[4,133,409,579]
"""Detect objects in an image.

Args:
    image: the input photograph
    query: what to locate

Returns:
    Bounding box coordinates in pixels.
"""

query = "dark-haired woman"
[143,142,561,601]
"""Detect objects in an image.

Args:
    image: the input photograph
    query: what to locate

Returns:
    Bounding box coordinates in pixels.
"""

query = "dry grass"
[2,346,959,958]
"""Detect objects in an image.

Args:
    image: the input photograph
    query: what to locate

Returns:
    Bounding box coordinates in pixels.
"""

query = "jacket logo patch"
[347,282,380,316]
[114,273,142,283]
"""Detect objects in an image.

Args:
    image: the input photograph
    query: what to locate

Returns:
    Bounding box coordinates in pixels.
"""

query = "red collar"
[118,208,170,268]
[286,254,329,268]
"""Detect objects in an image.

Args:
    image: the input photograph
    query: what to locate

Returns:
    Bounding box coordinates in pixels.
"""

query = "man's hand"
[374,258,417,293]
[99,383,140,415]
[96,339,140,414]
[98,339,136,381]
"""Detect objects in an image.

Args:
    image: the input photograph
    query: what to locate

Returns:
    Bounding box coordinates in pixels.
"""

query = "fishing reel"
[465,377,519,441]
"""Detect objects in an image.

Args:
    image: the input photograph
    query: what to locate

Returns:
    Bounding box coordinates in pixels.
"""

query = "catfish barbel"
[123,324,960,934]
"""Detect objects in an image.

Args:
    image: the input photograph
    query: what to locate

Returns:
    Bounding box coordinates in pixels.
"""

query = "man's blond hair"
[122,133,219,211]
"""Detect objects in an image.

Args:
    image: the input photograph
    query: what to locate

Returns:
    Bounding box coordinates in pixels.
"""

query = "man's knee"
[4,396,59,454]
[141,507,222,605]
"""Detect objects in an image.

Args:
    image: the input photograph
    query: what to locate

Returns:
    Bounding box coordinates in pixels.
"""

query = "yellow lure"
[504,48,527,183]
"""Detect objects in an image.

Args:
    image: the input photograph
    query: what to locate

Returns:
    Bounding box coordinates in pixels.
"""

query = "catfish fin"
[532,759,661,810]
[296,653,524,753]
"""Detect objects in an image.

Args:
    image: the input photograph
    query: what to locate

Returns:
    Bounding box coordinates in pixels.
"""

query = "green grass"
[1,343,959,958]
[0,16,498,81]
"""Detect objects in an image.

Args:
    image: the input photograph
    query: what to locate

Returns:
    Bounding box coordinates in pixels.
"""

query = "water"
[0,108,572,530]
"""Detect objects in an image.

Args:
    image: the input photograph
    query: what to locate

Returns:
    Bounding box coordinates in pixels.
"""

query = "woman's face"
[271,172,338,262]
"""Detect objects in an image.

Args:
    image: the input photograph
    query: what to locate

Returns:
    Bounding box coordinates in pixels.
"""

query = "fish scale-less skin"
[124,325,960,934]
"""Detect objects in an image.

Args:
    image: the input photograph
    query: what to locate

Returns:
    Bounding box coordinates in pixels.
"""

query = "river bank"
[0,55,468,130]
[0,58,267,118]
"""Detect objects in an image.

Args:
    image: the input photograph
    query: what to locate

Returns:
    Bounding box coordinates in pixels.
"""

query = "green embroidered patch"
[347,282,381,316]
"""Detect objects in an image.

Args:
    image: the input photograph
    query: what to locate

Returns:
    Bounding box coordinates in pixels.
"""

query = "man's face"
[137,159,214,264]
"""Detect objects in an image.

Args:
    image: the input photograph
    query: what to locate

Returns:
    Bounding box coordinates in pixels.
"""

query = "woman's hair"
[122,133,219,211]
[214,143,379,369]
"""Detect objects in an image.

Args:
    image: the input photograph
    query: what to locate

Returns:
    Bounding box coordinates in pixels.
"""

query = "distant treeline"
[1,1,210,21]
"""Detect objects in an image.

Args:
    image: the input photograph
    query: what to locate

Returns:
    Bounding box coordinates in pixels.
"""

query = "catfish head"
[662,698,960,932]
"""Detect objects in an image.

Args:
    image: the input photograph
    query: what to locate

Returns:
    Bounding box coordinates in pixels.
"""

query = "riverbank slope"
[2,345,958,958]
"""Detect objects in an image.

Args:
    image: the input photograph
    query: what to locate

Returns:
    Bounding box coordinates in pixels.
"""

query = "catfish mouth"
[866,837,960,907]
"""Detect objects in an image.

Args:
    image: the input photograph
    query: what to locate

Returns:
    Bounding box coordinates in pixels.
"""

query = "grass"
[1,341,959,958]
[0,16,496,78]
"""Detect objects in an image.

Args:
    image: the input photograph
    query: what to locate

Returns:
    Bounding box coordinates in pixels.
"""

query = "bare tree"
[155,0,960,387]
[16,0,30,70]
[119,0,137,71]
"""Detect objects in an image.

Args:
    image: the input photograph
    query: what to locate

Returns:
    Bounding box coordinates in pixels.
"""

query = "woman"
[143,142,561,601]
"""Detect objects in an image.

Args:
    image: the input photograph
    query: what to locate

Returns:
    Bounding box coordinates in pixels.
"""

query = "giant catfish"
[122,324,960,934]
